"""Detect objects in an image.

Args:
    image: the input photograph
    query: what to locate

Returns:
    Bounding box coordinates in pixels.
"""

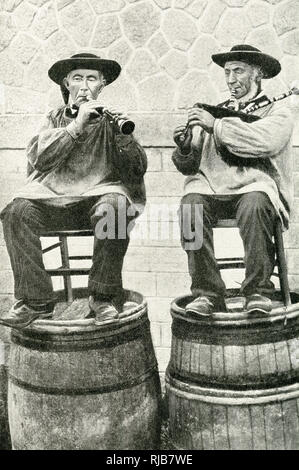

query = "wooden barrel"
[0,346,11,450]
[8,291,162,450]
[166,292,299,450]
[166,372,299,450]
[168,293,299,389]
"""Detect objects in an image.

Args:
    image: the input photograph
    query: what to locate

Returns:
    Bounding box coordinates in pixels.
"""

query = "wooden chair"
[214,218,291,307]
[41,229,93,303]
[41,219,291,307]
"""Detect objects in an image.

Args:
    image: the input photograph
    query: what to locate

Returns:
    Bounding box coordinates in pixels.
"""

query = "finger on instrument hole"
[104,107,123,115]
[188,108,204,117]
[188,120,202,129]
[187,113,203,123]
[174,129,186,137]
[188,114,203,124]
[85,102,102,110]
[174,127,185,135]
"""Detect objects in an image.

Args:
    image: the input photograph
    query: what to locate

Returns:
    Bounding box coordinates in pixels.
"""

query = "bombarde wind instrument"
[179,85,299,142]
[71,104,135,135]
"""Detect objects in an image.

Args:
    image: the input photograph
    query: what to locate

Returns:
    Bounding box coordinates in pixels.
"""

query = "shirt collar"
[224,90,269,110]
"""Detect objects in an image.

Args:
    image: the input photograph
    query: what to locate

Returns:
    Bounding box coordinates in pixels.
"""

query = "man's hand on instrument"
[75,99,104,130]
[102,107,130,123]
[187,107,215,134]
[173,125,192,154]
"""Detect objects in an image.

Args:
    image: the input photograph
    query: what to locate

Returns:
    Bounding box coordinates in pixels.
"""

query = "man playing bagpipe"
[173,45,294,317]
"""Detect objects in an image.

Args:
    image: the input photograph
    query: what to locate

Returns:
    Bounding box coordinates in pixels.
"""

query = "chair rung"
[214,219,238,228]
[41,230,93,237]
[46,268,90,275]
[42,242,62,254]
[68,255,93,260]
[217,257,244,263]
[218,262,245,269]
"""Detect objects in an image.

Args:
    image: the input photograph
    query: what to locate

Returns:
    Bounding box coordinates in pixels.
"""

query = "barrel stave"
[199,402,215,450]
[227,405,253,450]
[250,405,267,450]
[0,365,10,450]
[274,340,292,373]
[211,344,225,378]
[224,344,246,377]
[213,405,230,450]
[257,342,277,377]
[282,399,299,450]
[264,402,287,450]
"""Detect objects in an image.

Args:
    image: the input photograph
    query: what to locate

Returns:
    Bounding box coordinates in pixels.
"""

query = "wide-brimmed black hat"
[48,52,121,104]
[212,44,281,79]
[48,52,121,85]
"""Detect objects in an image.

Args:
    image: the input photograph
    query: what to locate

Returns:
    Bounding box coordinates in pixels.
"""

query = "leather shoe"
[89,296,119,325]
[0,300,54,329]
[245,294,272,314]
[185,296,226,318]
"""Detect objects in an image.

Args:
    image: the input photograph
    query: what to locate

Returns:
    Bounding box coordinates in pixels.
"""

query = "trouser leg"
[88,193,136,297]
[235,192,276,297]
[0,198,55,304]
[179,193,226,300]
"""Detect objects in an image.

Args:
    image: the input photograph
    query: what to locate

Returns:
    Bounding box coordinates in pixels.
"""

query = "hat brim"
[211,51,281,78]
[48,57,121,85]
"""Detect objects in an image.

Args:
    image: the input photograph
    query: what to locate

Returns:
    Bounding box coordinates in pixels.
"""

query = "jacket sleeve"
[26,112,83,173]
[113,134,148,183]
[213,102,294,160]
[172,148,200,175]
[172,127,205,175]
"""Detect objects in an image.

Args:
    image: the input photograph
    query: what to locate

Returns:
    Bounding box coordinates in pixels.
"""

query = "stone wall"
[0,0,299,379]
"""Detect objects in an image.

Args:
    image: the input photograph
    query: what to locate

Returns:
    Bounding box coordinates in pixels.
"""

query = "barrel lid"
[171,290,299,327]
[23,289,147,335]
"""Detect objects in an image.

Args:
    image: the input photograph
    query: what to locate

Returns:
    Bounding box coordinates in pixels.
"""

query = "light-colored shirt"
[13,105,147,207]
[172,93,294,229]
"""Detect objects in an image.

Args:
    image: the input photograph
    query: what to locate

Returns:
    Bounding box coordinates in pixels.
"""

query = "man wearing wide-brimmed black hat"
[172,45,294,317]
[0,53,147,328]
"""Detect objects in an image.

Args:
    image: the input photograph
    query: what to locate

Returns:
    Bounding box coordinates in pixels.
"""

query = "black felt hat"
[212,44,281,79]
[48,52,121,104]
[48,52,121,85]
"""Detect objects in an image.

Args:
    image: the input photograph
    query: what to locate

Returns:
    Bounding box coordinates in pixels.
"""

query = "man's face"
[224,61,261,99]
[63,68,106,105]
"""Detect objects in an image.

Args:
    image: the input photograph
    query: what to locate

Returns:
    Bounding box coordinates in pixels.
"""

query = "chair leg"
[274,219,291,307]
[59,235,73,303]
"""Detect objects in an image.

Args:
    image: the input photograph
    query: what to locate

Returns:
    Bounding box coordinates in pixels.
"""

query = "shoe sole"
[246,307,271,315]
[185,308,213,318]
[0,312,53,329]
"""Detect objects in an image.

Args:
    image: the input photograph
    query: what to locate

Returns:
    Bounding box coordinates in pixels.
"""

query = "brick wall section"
[0,0,299,377]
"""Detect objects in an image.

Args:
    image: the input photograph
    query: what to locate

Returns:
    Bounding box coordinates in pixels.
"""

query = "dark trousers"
[179,192,277,300]
[0,194,135,305]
